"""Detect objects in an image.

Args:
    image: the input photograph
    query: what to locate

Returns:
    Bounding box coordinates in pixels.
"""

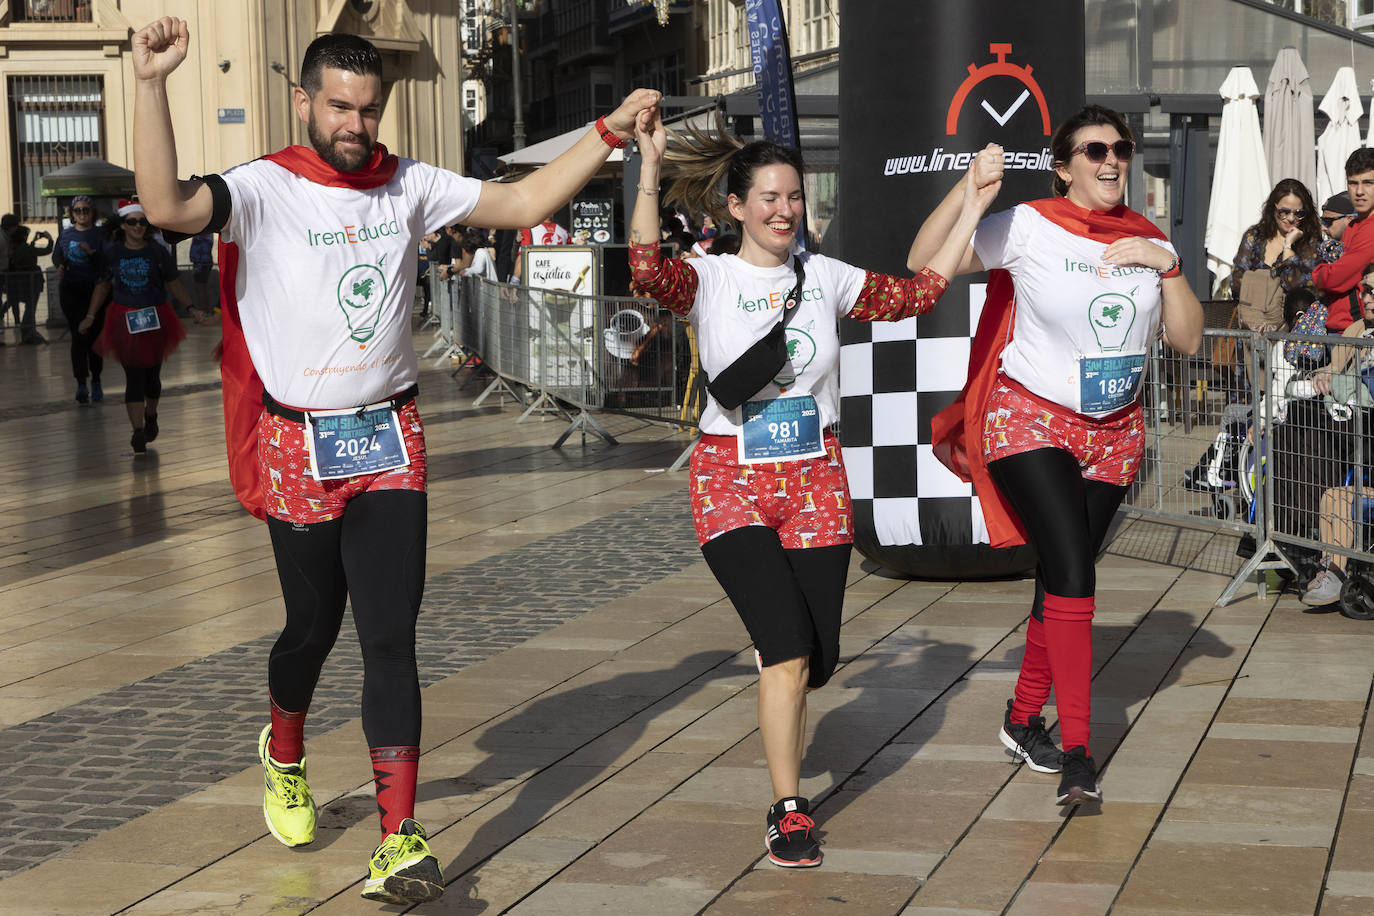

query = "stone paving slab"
[4,325,1374,914]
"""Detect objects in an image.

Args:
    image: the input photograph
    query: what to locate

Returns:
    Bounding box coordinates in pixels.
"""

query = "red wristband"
[1160,256,1182,279]
[596,116,626,150]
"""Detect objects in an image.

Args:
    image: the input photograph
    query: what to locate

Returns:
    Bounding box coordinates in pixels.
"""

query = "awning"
[498,123,624,176]
[39,157,136,198]
[1088,0,1374,101]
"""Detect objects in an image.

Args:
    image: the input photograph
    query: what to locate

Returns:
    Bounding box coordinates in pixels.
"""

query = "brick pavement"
[0,493,698,877]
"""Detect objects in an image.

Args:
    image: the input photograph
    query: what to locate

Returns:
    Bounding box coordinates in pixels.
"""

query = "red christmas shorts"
[257,399,428,524]
[689,432,853,548]
[982,377,1145,487]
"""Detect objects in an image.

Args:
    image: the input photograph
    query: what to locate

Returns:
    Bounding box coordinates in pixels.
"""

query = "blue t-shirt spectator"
[189,232,213,266]
[54,225,106,285]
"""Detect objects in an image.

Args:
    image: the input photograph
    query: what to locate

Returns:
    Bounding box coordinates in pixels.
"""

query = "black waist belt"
[262,383,419,423]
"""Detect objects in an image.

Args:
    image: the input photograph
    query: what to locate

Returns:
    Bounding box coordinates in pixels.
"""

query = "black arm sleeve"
[159,174,232,244]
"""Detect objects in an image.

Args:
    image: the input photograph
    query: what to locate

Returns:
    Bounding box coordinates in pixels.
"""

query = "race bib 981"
[737,395,825,464]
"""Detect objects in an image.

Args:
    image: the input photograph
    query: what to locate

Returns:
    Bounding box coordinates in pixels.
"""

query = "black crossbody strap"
[777,255,806,331]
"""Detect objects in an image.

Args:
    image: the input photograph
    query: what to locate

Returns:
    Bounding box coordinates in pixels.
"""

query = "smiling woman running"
[628,109,990,867]
[910,104,1203,807]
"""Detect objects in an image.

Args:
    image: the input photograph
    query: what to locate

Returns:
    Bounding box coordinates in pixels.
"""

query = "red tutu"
[94,302,187,368]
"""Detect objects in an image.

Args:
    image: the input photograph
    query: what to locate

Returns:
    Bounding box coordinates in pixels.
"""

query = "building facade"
[700,0,835,95]
[3,0,464,228]
[464,0,707,164]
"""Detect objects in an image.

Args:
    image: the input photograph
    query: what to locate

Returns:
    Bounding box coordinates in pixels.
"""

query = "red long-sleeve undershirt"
[627,243,949,321]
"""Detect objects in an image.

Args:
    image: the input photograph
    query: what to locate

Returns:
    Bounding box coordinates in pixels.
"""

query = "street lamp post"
[510,0,525,150]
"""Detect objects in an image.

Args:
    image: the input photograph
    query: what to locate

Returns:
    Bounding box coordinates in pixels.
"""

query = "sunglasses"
[123,217,148,227]
[1321,213,1351,227]
[1275,207,1306,219]
[1071,139,1135,163]
[1361,283,1374,299]
[71,207,92,214]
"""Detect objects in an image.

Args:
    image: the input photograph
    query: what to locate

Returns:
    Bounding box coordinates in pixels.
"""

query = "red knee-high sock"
[1010,612,1052,726]
[1041,592,1095,755]
[269,694,307,765]
[371,746,419,837]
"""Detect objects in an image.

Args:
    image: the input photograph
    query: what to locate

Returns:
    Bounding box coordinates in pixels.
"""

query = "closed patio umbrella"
[1206,67,1270,292]
[1319,67,1363,205]
[1263,46,1316,193]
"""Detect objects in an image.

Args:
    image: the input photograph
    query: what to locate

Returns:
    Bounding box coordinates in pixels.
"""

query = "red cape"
[217,144,399,519]
[929,197,1168,548]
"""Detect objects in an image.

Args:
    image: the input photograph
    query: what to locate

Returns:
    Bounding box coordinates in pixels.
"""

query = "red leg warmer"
[1041,592,1095,754]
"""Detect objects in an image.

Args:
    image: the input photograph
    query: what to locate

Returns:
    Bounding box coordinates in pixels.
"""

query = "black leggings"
[700,526,850,688]
[123,364,162,403]
[59,280,104,383]
[266,489,427,749]
[987,448,1128,609]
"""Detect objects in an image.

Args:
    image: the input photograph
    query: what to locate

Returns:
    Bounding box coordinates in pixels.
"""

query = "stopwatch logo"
[946,43,1051,137]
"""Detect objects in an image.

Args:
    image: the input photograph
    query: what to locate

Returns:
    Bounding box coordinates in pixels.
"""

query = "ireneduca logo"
[883,147,1051,176]
[306,219,402,247]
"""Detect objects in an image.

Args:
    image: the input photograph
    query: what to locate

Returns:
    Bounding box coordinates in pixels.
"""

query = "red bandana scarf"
[262,142,398,189]
[930,197,1167,547]
[217,143,399,519]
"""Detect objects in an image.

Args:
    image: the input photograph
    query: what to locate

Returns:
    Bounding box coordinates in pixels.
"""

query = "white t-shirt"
[221,157,481,408]
[687,252,866,436]
[466,246,498,281]
[973,203,1176,416]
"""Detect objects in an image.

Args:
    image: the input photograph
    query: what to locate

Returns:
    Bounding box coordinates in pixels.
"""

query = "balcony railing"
[12,0,94,23]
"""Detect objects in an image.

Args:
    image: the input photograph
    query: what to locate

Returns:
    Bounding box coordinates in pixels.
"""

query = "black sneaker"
[999,699,1063,773]
[144,412,159,442]
[765,796,821,867]
[131,429,147,454]
[1056,746,1101,807]
[75,384,89,404]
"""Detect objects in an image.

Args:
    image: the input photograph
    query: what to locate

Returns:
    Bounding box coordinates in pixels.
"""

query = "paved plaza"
[0,318,1369,915]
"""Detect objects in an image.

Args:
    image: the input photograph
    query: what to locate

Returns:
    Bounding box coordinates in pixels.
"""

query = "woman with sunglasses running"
[910,104,1203,807]
[79,202,192,454]
[54,196,108,403]
[1231,179,1324,323]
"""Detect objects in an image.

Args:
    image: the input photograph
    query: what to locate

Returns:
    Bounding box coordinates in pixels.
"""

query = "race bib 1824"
[1079,351,1145,414]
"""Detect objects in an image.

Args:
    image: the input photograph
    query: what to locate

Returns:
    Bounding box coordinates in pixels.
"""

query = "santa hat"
[117,200,144,219]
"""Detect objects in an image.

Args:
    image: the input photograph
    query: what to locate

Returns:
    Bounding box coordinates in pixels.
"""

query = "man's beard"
[307,112,373,172]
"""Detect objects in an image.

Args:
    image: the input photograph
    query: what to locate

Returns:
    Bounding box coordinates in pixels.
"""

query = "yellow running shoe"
[257,724,316,847]
[361,818,444,904]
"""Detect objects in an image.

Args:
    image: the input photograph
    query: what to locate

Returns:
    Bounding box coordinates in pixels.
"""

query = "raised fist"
[133,17,190,82]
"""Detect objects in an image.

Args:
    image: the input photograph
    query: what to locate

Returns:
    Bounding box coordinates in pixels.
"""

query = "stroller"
[1182,402,1252,521]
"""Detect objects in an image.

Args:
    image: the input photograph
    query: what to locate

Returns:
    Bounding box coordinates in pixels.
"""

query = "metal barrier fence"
[33,265,222,338]
[427,274,696,446]
[1127,325,1374,613]
[430,279,1374,612]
